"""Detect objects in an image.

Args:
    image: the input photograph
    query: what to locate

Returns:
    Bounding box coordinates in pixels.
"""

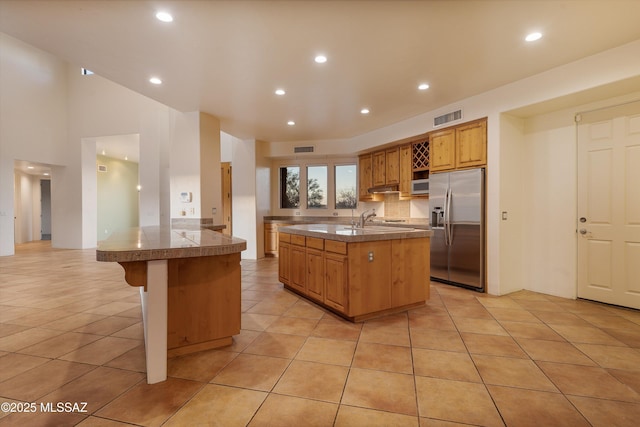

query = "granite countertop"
[265,216,431,230]
[279,223,433,243]
[96,226,246,262]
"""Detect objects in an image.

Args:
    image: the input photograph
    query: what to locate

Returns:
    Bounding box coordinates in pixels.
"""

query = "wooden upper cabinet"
[399,144,412,197]
[358,154,374,201]
[429,128,456,172]
[385,147,400,184]
[372,151,386,186]
[430,118,487,172]
[455,119,487,169]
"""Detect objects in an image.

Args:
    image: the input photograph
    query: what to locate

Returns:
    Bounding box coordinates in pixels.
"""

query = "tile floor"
[1,241,640,426]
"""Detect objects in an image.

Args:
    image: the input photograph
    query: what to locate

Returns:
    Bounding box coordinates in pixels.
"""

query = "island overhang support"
[141,260,168,384]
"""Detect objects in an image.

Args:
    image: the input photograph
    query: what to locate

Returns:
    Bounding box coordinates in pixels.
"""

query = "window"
[307,165,327,209]
[279,166,300,209]
[335,164,357,209]
[276,158,357,212]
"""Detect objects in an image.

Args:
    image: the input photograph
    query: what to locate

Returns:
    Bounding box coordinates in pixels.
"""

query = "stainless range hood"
[368,184,399,194]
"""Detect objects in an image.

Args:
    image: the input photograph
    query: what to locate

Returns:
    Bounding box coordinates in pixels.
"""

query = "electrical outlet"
[295,211,301,216]
[502,211,508,220]
[212,208,217,214]
[332,212,338,216]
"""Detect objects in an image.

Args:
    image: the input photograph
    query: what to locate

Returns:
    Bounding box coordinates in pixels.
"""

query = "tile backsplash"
[383,193,410,218]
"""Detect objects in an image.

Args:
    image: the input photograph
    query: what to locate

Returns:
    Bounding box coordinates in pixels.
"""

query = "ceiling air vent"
[294,146,314,154]
[434,109,463,127]
[97,165,108,172]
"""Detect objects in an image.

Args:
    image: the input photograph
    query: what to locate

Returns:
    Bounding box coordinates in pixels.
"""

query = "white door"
[577,101,640,309]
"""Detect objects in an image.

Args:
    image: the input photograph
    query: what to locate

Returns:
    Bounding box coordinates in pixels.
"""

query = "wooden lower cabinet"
[278,241,290,284]
[306,247,324,302]
[167,254,241,354]
[265,223,293,256]
[289,243,306,294]
[265,223,278,255]
[278,232,429,321]
[324,252,348,312]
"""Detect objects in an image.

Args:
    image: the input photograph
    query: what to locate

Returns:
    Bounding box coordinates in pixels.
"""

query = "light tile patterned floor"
[2,241,640,426]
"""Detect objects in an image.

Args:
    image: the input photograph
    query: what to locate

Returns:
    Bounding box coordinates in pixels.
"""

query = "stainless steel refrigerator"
[430,168,485,291]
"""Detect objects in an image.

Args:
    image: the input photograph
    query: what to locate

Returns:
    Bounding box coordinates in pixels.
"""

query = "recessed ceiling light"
[418,83,430,90]
[287,120,295,126]
[43,173,50,176]
[155,11,173,23]
[314,55,327,64]
[101,150,106,155]
[360,108,370,115]
[27,166,34,169]
[275,89,286,96]
[525,32,542,42]
[149,77,162,85]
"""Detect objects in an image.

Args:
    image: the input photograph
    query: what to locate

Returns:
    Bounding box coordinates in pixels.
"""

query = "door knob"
[579,229,587,235]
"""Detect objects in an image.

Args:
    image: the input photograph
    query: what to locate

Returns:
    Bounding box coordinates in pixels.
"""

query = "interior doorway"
[40,179,51,240]
[13,160,52,245]
[576,100,640,309]
[93,134,140,241]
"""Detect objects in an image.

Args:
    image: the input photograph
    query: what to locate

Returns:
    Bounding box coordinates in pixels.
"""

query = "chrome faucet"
[358,209,376,228]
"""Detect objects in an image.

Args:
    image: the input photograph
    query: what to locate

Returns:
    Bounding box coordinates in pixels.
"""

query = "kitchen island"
[97,226,246,384]
[278,224,432,322]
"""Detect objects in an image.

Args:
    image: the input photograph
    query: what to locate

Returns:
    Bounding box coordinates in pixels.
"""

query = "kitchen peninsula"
[97,226,246,384]
[278,224,432,321]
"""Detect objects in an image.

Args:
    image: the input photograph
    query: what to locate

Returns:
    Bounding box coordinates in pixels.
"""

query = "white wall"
[68,68,174,249]
[232,139,258,259]
[498,114,525,295]
[256,140,271,259]
[0,33,68,255]
[169,111,201,218]
[199,113,222,224]
[521,116,577,298]
[96,155,139,240]
[13,171,35,244]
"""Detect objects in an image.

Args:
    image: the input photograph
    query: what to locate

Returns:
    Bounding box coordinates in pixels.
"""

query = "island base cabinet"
[278,241,290,285]
[306,247,325,302]
[279,232,430,322]
[391,238,430,306]
[166,254,241,354]
[347,241,392,317]
[289,244,306,294]
[324,253,348,312]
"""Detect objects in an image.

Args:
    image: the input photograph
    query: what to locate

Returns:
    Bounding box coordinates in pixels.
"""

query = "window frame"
[278,165,301,210]
[272,157,358,215]
[333,162,358,210]
[306,164,328,209]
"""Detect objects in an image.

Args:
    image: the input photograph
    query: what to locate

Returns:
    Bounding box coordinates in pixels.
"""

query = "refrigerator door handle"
[445,187,452,246]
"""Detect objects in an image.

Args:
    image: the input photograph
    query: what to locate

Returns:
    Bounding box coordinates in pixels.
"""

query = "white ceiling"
[2,0,640,143]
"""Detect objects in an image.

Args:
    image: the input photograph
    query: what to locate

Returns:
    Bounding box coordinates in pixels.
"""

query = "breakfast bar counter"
[97,226,246,384]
